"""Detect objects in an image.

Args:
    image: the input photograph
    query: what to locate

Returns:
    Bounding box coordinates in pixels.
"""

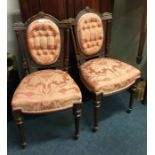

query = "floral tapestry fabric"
[12,70,82,113]
[80,57,141,95]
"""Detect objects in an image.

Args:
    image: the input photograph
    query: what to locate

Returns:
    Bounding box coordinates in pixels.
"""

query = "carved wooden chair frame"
[13,11,82,148]
[69,7,141,132]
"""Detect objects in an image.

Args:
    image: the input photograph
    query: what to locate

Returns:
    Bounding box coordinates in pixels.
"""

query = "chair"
[70,7,141,131]
[12,12,82,148]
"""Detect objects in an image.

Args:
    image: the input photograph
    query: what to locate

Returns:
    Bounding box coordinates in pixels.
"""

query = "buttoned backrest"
[27,18,61,65]
[76,12,104,56]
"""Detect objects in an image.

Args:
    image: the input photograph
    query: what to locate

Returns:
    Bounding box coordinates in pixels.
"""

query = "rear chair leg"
[142,82,147,105]
[127,82,137,113]
[92,93,102,132]
[13,110,27,148]
[73,103,82,139]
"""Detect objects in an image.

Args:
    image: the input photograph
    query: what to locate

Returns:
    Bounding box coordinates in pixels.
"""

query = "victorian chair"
[12,12,82,148]
[70,7,141,131]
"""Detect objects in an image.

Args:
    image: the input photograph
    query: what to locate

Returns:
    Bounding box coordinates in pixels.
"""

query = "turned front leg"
[92,93,102,132]
[73,103,82,139]
[13,110,27,148]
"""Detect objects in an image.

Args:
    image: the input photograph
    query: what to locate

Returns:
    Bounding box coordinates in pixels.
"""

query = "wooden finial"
[85,6,90,12]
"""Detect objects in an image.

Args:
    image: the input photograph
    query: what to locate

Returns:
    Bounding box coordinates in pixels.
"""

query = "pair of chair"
[11,7,141,148]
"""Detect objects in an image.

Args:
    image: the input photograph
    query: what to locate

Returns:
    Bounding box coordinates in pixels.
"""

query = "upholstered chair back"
[71,7,112,67]
[13,12,67,75]
[76,9,105,56]
[27,18,61,65]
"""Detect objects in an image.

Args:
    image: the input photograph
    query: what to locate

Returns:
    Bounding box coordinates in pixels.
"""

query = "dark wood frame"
[70,7,141,131]
[12,12,82,148]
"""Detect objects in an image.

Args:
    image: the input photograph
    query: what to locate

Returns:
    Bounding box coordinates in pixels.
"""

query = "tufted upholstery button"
[50,51,53,55]
[98,23,101,27]
[54,45,57,49]
[43,26,47,30]
[43,50,47,55]
[37,51,41,56]
[87,43,90,48]
[99,36,102,40]
[41,26,45,30]
[35,27,39,31]
[48,25,51,30]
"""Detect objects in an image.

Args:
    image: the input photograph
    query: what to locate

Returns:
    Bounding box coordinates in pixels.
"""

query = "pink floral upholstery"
[77,13,104,56]
[12,70,82,113]
[80,58,141,95]
[27,18,61,65]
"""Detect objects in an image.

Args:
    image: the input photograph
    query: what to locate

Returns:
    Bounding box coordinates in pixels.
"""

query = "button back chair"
[12,12,82,148]
[70,7,141,131]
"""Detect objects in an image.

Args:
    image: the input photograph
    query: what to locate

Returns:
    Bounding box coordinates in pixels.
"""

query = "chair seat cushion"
[12,70,82,113]
[80,57,141,95]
